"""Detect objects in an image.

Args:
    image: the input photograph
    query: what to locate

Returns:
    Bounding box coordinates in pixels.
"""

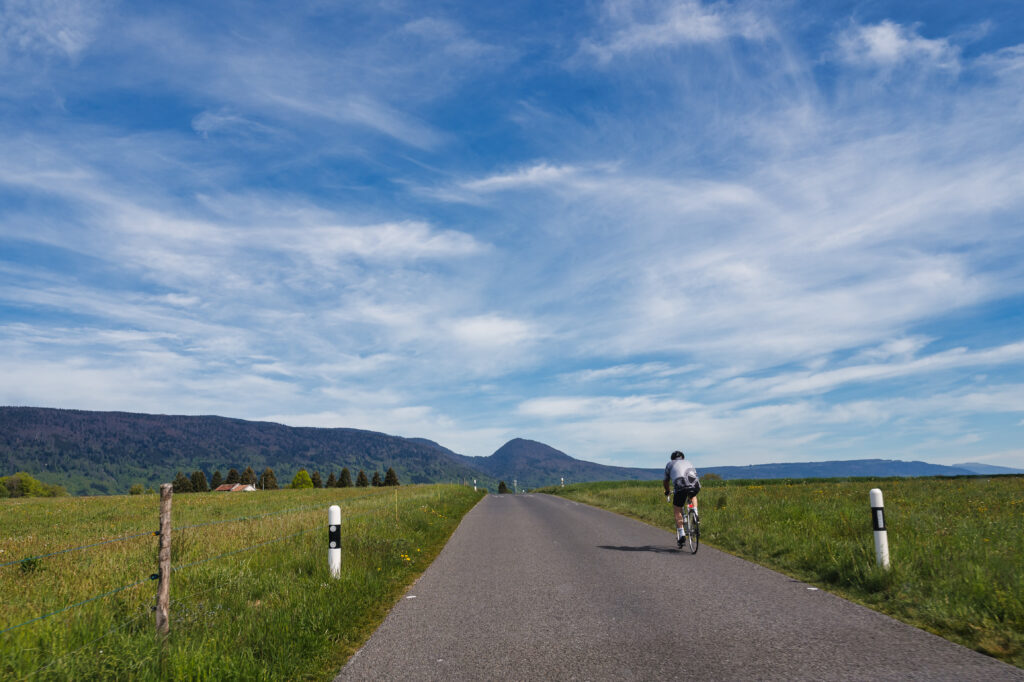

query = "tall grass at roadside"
[1,484,483,680]
[538,476,1023,667]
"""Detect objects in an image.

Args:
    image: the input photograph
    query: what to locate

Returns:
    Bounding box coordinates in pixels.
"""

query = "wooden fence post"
[156,483,172,636]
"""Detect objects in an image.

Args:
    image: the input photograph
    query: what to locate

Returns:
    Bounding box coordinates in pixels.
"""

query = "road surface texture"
[336,493,1022,681]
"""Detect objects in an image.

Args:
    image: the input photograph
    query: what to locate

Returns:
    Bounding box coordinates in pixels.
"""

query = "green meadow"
[538,476,1023,668]
[1,484,484,680]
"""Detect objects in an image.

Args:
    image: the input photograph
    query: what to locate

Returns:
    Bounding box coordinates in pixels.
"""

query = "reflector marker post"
[328,505,342,579]
[869,488,890,570]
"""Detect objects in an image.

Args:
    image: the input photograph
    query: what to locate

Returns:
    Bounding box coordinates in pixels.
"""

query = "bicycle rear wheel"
[686,510,699,554]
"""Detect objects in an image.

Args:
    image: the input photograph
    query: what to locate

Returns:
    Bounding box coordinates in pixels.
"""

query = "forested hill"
[3,407,1010,497]
[449,438,662,490]
[0,407,493,496]
[701,459,982,480]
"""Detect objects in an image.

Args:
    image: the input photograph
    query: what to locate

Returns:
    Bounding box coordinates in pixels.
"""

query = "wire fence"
[0,529,159,569]
[0,488,396,678]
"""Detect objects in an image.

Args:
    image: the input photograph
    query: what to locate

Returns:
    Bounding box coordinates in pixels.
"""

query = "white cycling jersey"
[664,459,699,491]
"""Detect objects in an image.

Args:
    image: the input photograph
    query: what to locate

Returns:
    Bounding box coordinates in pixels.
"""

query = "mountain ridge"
[2,407,1017,496]
[0,407,494,495]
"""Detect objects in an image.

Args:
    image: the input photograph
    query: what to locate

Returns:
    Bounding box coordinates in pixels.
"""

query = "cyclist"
[663,450,700,548]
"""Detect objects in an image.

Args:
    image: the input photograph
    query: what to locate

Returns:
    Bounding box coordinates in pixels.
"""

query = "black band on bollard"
[871,506,886,531]
[328,524,341,549]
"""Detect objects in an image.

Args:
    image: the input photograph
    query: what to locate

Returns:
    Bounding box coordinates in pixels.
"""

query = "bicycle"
[668,495,700,554]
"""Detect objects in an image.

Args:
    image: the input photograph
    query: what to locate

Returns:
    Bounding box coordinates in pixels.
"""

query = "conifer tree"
[292,469,314,489]
[191,470,209,493]
[384,467,399,486]
[210,470,223,489]
[241,466,257,485]
[225,468,240,485]
[326,472,337,488]
[340,467,352,487]
[356,470,369,487]
[498,481,509,494]
[371,471,382,487]
[312,471,323,488]
[258,467,278,490]
[172,471,194,493]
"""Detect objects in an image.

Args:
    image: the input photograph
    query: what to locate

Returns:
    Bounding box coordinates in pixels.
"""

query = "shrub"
[0,472,67,498]
[291,469,314,489]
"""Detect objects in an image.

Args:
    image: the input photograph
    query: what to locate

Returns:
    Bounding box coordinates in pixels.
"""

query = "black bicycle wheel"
[687,510,699,554]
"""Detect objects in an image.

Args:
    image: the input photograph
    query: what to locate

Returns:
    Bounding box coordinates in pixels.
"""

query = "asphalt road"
[336,493,1022,681]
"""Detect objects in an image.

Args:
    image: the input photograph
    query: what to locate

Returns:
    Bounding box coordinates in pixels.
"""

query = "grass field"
[537,476,1023,668]
[1,484,484,680]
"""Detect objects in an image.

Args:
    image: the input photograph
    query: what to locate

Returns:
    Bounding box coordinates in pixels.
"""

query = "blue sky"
[2,0,1023,469]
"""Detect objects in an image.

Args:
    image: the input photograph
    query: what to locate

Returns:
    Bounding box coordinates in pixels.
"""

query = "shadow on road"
[597,544,679,554]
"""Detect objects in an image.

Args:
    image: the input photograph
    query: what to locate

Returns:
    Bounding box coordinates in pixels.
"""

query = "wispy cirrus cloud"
[0,0,106,60]
[835,20,960,72]
[578,0,767,64]
[2,2,1024,471]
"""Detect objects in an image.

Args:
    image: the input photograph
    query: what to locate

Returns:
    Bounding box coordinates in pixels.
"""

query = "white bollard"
[328,505,342,579]
[869,489,890,570]
[561,477,564,487]
[473,479,477,492]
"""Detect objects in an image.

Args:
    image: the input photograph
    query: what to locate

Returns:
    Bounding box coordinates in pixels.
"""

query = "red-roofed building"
[214,483,257,492]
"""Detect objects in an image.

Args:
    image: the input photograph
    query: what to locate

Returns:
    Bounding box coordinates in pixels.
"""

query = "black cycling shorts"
[673,490,695,507]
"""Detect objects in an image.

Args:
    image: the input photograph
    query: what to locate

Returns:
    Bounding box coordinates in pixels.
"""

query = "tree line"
[158,466,401,494]
[0,471,68,498]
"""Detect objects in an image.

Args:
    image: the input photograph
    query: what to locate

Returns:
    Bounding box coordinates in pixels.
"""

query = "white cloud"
[448,314,538,349]
[560,362,699,383]
[836,20,960,71]
[263,406,513,458]
[461,163,580,192]
[191,109,278,139]
[282,222,484,262]
[4,2,1024,474]
[580,0,766,64]
[401,17,506,60]
[1,0,105,60]
[518,395,701,419]
[720,342,1024,403]
[974,44,1024,79]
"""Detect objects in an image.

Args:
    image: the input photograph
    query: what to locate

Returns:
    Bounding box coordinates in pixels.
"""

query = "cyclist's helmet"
[671,450,685,460]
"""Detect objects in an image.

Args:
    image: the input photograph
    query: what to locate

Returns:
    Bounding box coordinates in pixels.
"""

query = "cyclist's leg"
[672,489,687,544]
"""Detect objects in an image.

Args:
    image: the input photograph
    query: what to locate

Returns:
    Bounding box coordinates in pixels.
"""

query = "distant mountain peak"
[491,438,575,464]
